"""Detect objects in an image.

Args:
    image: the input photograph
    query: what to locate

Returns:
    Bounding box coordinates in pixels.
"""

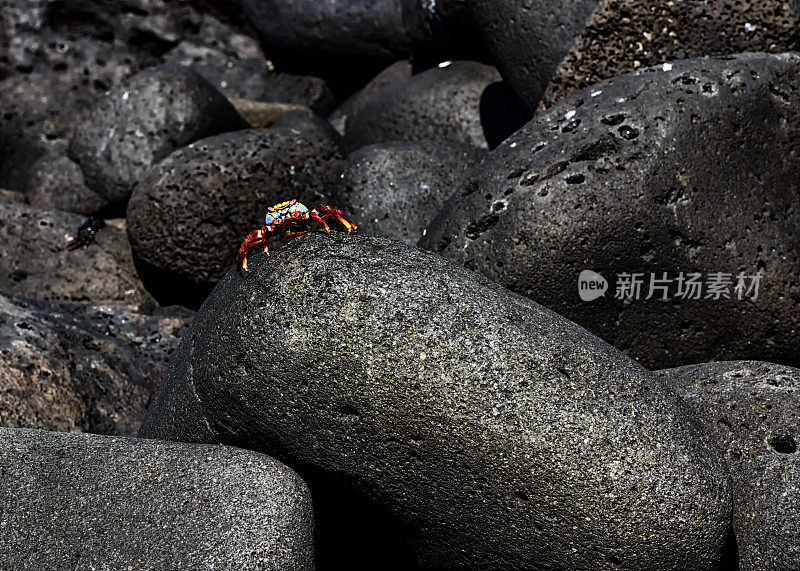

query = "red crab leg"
[237,227,270,274]
[312,205,358,234]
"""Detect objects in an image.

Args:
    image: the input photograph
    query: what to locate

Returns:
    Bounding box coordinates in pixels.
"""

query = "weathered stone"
[68,64,247,207]
[329,60,413,135]
[140,232,731,570]
[541,0,800,108]
[242,0,411,69]
[731,455,800,571]
[340,61,502,154]
[163,40,274,101]
[420,53,800,369]
[0,201,151,303]
[468,0,601,110]
[126,119,341,293]
[0,428,314,569]
[656,361,800,463]
[332,140,486,243]
[0,293,192,436]
[25,152,107,215]
[0,73,96,153]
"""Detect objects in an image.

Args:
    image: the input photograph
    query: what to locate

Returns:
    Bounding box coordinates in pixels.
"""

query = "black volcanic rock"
[329,60,413,135]
[0,428,314,569]
[332,140,486,243]
[656,361,800,463]
[0,293,192,436]
[25,152,107,215]
[140,232,731,570]
[420,53,800,368]
[0,201,151,304]
[0,73,96,153]
[68,64,247,208]
[468,0,601,110]
[126,119,342,294]
[340,61,503,154]
[731,454,800,571]
[541,0,800,109]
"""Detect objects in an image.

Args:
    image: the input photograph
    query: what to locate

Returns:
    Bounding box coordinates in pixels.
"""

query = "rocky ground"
[0,0,798,569]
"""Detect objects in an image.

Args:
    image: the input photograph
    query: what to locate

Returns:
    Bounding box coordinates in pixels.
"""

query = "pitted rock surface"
[127,119,342,290]
[68,64,247,207]
[0,428,314,569]
[332,140,486,243]
[731,454,800,571]
[0,73,96,153]
[541,0,800,108]
[140,232,731,570]
[0,293,192,436]
[468,0,601,110]
[656,361,800,463]
[340,61,502,154]
[0,201,151,303]
[421,53,800,369]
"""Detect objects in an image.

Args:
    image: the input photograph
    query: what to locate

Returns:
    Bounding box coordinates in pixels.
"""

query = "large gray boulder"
[421,53,800,369]
[68,64,247,208]
[140,232,731,569]
[0,428,314,569]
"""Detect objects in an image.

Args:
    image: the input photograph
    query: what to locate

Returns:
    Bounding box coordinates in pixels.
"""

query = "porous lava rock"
[0,428,314,569]
[0,293,192,436]
[0,73,96,153]
[0,201,150,303]
[339,61,502,154]
[68,64,247,208]
[420,53,800,369]
[468,0,601,110]
[731,454,800,571]
[332,140,486,243]
[126,119,342,294]
[656,361,800,463]
[140,232,731,570]
[541,0,800,108]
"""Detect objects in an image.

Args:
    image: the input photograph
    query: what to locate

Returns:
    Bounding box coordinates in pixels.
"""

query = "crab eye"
[265,213,275,225]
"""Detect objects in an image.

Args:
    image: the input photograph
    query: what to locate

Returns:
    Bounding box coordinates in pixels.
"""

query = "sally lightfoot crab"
[237,200,358,274]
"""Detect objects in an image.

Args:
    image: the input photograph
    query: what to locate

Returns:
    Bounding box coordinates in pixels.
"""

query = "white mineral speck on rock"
[510,142,517,148]
[591,90,603,97]
[122,91,129,101]
[662,63,673,72]
[438,60,452,68]
[744,22,756,32]
[565,110,576,120]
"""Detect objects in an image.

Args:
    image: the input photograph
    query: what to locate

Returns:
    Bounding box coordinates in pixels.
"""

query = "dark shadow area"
[718,524,739,571]
[480,81,532,149]
[132,253,213,311]
[308,472,421,570]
